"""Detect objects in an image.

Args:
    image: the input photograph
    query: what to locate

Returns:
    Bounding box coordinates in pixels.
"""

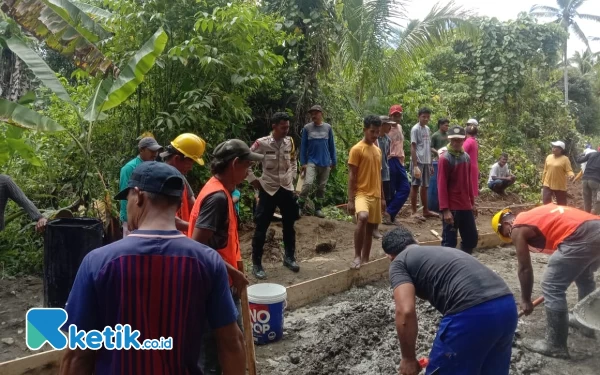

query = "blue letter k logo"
[26,308,68,350]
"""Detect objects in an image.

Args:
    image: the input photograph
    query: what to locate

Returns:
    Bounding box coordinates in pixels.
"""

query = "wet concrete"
[257,282,548,375]
[574,287,600,331]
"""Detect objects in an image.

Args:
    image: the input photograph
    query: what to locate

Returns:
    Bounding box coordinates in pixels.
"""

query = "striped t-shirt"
[63,230,238,374]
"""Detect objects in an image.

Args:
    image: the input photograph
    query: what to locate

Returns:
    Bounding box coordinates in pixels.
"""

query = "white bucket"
[247,283,287,344]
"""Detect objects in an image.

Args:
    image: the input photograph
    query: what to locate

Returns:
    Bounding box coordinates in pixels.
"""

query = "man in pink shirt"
[383,105,411,224]
[463,121,479,198]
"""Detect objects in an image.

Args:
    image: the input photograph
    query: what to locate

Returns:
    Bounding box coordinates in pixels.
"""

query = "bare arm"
[393,283,418,361]
[59,348,95,375]
[411,143,417,165]
[513,227,534,304]
[215,322,246,375]
[348,164,358,213]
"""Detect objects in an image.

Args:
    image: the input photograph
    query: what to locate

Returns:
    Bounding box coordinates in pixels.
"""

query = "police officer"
[247,112,300,279]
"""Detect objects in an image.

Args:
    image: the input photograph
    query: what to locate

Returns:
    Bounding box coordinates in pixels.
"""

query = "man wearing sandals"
[410,108,438,221]
[348,115,386,269]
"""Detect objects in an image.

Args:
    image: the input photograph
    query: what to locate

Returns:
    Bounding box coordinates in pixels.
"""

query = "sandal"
[350,258,361,270]
[411,214,426,222]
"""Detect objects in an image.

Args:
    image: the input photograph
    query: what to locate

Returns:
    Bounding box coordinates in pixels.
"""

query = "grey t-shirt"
[389,245,512,315]
[410,123,432,165]
[194,191,233,250]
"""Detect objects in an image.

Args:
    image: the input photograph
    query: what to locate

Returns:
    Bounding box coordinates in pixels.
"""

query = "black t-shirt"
[194,191,235,250]
[389,245,512,315]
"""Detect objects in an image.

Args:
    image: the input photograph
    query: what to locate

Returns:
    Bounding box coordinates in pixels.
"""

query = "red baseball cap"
[389,104,403,115]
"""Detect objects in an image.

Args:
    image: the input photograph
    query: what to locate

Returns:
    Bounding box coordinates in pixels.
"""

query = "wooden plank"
[0,349,64,375]
[286,232,506,310]
[286,257,389,310]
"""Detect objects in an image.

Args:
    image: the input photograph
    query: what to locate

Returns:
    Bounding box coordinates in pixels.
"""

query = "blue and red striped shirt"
[63,229,238,374]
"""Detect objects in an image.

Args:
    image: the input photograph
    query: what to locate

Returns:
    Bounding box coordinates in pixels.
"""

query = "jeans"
[541,220,600,311]
[427,295,518,375]
[252,187,299,265]
[441,210,478,254]
[386,158,410,220]
[582,179,600,213]
[199,291,243,374]
[488,179,513,193]
[299,163,331,210]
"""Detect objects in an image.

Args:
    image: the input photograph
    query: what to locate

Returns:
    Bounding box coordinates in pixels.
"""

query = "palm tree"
[570,49,598,76]
[530,0,600,103]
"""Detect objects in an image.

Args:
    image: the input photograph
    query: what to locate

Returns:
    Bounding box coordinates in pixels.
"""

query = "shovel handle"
[518,296,544,317]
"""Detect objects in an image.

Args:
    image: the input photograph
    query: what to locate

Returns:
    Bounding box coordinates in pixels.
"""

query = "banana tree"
[0,0,167,217]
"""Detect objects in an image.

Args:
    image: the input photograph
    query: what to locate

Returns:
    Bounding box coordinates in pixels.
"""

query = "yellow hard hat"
[491,208,513,243]
[171,133,206,166]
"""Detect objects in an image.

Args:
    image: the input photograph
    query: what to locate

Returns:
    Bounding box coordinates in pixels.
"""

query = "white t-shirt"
[488,162,510,183]
[410,123,432,165]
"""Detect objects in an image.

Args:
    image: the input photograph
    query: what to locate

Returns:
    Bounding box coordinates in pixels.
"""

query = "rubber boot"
[524,308,570,359]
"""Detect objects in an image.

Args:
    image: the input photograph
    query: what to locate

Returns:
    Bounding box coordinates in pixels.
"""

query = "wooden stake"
[430,229,442,240]
[238,260,257,375]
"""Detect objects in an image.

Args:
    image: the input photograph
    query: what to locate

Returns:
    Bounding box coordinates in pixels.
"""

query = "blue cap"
[114,161,184,200]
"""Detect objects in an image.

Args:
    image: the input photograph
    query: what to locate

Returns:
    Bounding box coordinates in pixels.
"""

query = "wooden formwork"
[0,232,506,374]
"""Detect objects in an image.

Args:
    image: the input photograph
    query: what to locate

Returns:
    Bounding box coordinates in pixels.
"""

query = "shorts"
[355,195,381,224]
[410,162,431,187]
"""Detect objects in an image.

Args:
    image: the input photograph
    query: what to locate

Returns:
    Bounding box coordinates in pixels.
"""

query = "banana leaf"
[0,98,64,131]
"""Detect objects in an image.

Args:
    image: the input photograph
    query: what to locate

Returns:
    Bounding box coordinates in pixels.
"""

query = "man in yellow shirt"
[348,115,386,269]
[542,141,574,205]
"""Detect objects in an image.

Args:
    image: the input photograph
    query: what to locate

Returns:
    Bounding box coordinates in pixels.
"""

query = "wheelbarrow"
[573,287,600,332]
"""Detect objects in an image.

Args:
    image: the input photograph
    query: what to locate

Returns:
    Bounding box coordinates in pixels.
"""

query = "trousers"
[427,295,517,375]
[582,179,600,213]
[441,210,478,254]
[199,290,243,374]
[299,163,330,210]
[386,158,410,220]
[542,220,600,311]
[252,187,299,265]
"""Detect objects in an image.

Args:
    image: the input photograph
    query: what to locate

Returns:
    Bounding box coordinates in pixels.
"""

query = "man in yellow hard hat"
[160,133,207,233]
[491,204,600,359]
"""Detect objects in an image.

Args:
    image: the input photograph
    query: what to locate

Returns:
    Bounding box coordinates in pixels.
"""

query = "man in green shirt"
[119,137,162,236]
[431,118,449,158]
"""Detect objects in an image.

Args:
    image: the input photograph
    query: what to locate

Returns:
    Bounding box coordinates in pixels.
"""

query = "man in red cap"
[383,104,411,224]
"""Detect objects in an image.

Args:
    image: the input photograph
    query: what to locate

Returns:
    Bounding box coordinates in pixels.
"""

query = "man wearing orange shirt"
[492,204,600,359]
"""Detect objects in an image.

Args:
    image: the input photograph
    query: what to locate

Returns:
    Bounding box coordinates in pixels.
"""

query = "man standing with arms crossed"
[348,115,385,269]
[410,107,438,221]
[492,204,600,358]
[60,162,245,374]
[299,105,337,218]
[188,139,263,374]
[119,136,162,237]
[384,105,411,225]
[248,112,301,279]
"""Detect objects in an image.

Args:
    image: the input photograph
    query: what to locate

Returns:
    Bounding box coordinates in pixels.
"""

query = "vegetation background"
[1,0,599,275]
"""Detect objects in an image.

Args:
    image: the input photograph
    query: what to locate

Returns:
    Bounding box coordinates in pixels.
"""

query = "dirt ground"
[0,179,591,369]
[256,247,600,375]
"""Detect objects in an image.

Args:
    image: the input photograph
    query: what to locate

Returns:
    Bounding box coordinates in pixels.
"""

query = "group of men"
[348,105,493,270]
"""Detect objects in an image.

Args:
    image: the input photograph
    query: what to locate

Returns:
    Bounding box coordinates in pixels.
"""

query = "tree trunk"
[564,42,569,104]
[8,57,23,102]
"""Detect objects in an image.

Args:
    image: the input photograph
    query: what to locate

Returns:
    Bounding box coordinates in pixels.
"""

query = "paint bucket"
[247,283,287,345]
